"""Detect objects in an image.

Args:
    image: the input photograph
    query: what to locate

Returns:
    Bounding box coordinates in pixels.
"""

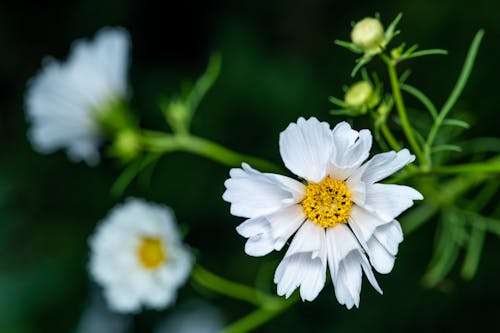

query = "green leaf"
[460,225,485,280]
[111,153,161,197]
[442,118,470,129]
[400,202,437,235]
[399,69,412,83]
[439,30,484,122]
[422,212,464,287]
[459,137,500,154]
[404,48,448,60]
[186,52,222,117]
[351,56,371,77]
[431,144,462,153]
[400,83,438,119]
[334,39,363,53]
[328,96,349,108]
[385,13,403,41]
[330,108,362,116]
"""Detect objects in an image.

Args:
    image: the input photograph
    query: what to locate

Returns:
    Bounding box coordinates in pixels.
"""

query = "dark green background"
[0,0,499,332]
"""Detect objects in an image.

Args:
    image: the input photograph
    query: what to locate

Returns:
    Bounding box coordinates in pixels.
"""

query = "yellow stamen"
[138,237,166,270]
[301,176,353,228]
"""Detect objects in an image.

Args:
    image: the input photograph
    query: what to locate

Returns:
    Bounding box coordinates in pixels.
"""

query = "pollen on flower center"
[138,237,167,270]
[301,176,353,228]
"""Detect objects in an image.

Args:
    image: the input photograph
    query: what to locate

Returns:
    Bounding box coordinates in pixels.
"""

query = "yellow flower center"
[301,176,353,228]
[138,237,167,270]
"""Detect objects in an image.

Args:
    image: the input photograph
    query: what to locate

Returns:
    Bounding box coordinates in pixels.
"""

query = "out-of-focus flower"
[89,198,193,313]
[155,300,224,333]
[223,117,422,308]
[351,17,386,55]
[25,27,130,165]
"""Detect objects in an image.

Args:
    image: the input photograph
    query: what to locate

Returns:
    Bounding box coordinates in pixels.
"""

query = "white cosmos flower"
[223,117,423,308]
[25,27,130,165]
[89,198,193,313]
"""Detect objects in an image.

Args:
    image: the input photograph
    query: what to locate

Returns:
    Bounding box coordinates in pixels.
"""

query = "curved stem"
[220,296,297,333]
[381,54,427,167]
[191,264,278,307]
[380,122,401,151]
[140,131,285,174]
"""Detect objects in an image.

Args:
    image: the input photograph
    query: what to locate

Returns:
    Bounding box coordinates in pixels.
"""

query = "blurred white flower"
[25,27,130,165]
[155,300,224,333]
[223,117,423,308]
[89,198,193,313]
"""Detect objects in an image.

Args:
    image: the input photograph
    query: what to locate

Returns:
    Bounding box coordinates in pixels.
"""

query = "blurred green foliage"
[0,0,499,332]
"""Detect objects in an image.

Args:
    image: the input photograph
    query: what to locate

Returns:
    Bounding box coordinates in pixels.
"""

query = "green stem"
[140,131,284,174]
[380,122,401,151]
[191,264,279,307]
[220,296,298,333]
[381,54,427,167]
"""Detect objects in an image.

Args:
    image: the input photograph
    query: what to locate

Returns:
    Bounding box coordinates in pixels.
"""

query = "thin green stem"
[425,30,484,160]
[381,54,427,167]
[220,296,298,333]
[140,131,285,174]
[191,265,279,307]
[380,122,401,151]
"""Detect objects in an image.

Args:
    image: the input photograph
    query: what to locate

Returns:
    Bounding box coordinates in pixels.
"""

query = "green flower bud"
[165,100,190,134]
[351,17,386,55]
[344,81,374,107]
[112,129,141,161]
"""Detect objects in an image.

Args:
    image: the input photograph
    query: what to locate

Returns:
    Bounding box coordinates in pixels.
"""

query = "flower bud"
[112,129,141,161]
[164,100,190,134]
[351,17,386,54]
[344,81,374,107]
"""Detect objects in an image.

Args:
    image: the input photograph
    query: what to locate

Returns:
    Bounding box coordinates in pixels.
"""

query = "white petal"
[235,216,270,238]
[350,215,403,274]
[105,287,141,313]
[357,149,415,184]
[329,122,372,180]
[244,232,276,257]
[374,220,403,256]
[236,217,275,257]
[362,183,423,222]
[223,163,304,218]
[279,117,333,182]
[367,221,403,274]
[266,205,306,250]
[274,222,327,301]
[326,225,381,309]
[348,205,388,246]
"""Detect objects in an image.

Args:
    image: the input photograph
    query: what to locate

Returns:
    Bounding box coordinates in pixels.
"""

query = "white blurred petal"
[25,27,130,164]
[88,198,193,313]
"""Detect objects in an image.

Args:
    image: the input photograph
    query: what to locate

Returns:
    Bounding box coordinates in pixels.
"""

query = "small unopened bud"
[112,129,141,161]
[351,17,386,54]
[165,100,190,134]
[345,81,374,107]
